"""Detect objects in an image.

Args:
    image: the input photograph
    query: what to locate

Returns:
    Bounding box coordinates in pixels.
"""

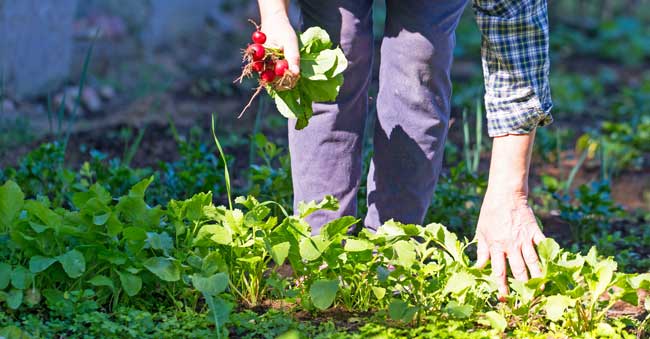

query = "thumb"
[284,39,300,75]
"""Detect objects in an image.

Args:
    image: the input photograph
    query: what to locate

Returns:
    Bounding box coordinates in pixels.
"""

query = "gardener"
[256,0,552,298]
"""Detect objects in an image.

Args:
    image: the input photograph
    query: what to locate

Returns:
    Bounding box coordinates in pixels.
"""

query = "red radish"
[274,59,289,76]
[251,60,265,72]
[260,69,276,83]
[252,31,266,44]
[247,44,265,61]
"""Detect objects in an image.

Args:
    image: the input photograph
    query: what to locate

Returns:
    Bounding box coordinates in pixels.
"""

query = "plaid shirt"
[472,0,553,137]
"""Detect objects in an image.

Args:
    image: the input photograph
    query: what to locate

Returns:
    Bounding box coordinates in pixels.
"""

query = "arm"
[258,0,300,75]
[471,0,553,298]
[475,131,545,299]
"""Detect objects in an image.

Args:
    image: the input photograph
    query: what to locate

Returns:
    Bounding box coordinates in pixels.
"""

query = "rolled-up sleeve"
[472,0,553,137]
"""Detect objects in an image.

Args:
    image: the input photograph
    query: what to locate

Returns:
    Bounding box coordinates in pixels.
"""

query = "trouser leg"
[364,0,468,230]
[290,0,374,234]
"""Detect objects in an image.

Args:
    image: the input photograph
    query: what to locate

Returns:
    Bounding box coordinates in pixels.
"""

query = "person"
[256,0,553,299]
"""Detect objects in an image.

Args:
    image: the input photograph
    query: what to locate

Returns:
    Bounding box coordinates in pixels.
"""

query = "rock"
[53,87,83,115]
[0,0,79,98]
[81,87,102,112]
[99,85,116,100]
[2,99,16,112]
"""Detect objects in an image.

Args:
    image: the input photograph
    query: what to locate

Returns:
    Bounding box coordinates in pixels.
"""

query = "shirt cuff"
[485,91,553,137]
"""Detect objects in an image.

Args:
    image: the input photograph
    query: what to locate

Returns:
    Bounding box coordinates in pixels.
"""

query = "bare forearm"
[486,130,536,197]
[258,0,290,20]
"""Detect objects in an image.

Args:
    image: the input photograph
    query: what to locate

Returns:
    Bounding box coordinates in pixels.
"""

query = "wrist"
[487,176,529,196]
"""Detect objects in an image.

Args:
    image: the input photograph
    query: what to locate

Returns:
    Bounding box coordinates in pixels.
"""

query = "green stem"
[211,114,233,210]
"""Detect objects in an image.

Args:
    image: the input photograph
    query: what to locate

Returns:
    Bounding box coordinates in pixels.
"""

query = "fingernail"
[498,295,506,303]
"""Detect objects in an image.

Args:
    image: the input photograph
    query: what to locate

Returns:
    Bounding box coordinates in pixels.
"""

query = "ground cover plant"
[1,119,650,338]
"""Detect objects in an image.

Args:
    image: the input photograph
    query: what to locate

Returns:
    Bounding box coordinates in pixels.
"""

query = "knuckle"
[525,254,540,264]
[512,267,527,277]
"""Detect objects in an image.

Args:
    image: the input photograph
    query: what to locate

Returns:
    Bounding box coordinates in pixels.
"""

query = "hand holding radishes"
[236,16,347,129]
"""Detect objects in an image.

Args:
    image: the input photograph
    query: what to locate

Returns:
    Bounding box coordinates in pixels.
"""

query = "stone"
[0,0,79,98]
[81,87,102,112]
[2,99,16,112]
[99,85,116,100]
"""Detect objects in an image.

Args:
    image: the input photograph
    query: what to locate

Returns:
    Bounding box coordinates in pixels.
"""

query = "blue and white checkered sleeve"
[472,0,553,137]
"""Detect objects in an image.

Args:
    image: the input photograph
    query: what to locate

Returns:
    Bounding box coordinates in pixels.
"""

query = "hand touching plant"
[475,131,546,299]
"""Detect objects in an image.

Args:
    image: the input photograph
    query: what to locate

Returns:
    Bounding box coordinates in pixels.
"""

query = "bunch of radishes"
[236,22,347,128]
[239,21,295,90]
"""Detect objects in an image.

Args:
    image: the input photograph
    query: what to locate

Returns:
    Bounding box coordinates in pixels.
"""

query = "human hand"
[474,189,546,300]
[260,12,300,75]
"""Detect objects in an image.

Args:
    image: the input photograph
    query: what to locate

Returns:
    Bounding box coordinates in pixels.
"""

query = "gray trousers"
[289,0,468,233]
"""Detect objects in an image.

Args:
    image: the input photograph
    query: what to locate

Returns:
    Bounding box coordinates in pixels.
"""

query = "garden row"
[1,171,649,337]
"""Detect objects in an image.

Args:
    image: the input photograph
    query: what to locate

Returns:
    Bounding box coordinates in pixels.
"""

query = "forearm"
[486,130,536,197]
[258,0,290,20]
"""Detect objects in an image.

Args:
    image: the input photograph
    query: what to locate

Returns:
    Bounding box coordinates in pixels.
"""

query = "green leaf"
[29,256,57,273]
[510,279,535,304]
[56,250,86,279]
[392,240,416,268]
[6,289,23,310]
[202,252,228,275]
[0,263,12,289]
[300,51,337,80]
[271,88,301,120]
[118,271,142,296]
[11,266,31,289]
[184,192,213,221]
[299,27,333,53]
[144,257,180,282]
[299,235,330,262]
[344,238,374,252]
[0,325,33,339]
[88,275,115,291]
[483,311,507,332]
[24,200,62,230]
[326,48,348,77]
[309,279,338,310]
[128,176,154,197]
[146,232,174,252]
[209,225,233,245]
[93,212,111,226]
[590,258,617,302]
[270,241,291,265]
[537,238,560,264]
[192,272,228,296]
[123,227,148,241]
[297,195,339,219]
[322,216,357,240]
[595,323,616,336]
[388,299,418,322]
[301,77,343,103]
[444,301,473,319]
[543,295,574,322]
[206,295,232,333]
[276,330,301,339]
[0,181,24,229]
[443,271,476,295]
[106,214,124,237]
[371,286,386,300]
[629,273,650,289]
[376,220,407,238]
